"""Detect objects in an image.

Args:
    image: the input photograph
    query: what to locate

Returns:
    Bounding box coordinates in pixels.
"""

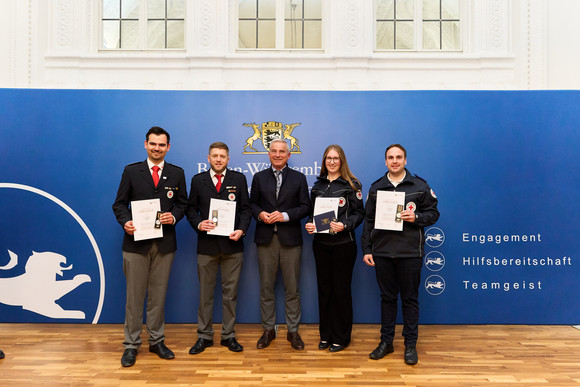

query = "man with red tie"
[186,142,251,355]
[113,126,188,367]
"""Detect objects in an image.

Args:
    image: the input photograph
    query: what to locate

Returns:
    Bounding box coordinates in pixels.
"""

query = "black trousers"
[313,240,357,346]
[374,256,422,347]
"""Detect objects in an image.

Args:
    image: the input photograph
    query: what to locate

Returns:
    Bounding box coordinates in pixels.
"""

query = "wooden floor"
[0,324,579,386]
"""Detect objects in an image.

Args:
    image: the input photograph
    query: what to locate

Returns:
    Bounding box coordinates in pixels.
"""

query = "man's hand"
[229,230,244,241]
[268,211,285,223]
[124,220,136,235]
[158,212,175,225]
[401,210,415,223]
[363,254,375,266]
[198,219,216,231]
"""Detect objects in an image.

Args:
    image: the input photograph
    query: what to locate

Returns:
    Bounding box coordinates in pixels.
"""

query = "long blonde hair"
[320,144,359,191]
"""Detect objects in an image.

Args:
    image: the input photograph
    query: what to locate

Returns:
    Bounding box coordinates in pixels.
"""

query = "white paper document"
[131,198,163,241]
[207,198,237,236]
[313,197,340,233]
[375,191,406,231]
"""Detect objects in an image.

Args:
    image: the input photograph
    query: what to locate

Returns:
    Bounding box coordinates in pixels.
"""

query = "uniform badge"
[431,189,437,198]
[167,190,174,199]
[228,193,236,201]
[356,190,363,200]
[406,202,416,212]
[338,197,346,207]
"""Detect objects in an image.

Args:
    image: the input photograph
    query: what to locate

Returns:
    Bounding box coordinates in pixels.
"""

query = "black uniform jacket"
[249,166,311,247]
[309,175,365,246]
[186,170,252,255]
[361,169,439,258]
[112,160,188,255]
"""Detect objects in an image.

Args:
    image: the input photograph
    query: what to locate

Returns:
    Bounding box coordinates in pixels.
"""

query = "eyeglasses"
[325,157,340,163]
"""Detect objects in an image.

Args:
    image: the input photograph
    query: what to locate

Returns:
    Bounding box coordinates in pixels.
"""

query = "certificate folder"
[314,210,335,233]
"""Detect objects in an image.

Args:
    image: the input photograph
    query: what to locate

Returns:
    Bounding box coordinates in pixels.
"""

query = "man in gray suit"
[113,126,188,367]
[249,139,310,350]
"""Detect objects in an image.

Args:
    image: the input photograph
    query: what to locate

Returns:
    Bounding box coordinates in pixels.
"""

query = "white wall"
[0,0,577,90]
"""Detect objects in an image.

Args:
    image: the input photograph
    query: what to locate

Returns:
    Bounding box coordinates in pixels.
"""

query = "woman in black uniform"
[305,145,364,352]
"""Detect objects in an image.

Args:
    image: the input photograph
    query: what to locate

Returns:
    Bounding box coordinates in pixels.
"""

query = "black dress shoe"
[404,346,418,365]
[189,338,214,355]
[257,329,276,349]
[329,344,346,353]
[221,337,244,352]
[318,341,330,350]
[369,342,394,360]
[121,348,137,367]
[287,332,304,350]
[0,349,5,359]
[149,341,175,359]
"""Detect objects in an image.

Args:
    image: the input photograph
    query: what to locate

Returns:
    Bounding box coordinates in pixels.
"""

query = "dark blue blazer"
[249,166,310,246]
[112,160,188,254]
[186,170,252,255]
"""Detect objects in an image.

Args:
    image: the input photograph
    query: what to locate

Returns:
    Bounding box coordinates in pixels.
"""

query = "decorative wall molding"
[0,0,570,90]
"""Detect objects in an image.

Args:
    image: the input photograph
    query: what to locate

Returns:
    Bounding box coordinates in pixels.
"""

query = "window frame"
[236,0,324,52]
[374,0,464,52]
[100,0,186,51]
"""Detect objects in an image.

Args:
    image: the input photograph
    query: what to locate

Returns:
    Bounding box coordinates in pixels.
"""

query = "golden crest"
[242,121,302,154]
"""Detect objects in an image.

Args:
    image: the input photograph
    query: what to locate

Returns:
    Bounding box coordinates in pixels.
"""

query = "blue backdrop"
[1,89,578,325]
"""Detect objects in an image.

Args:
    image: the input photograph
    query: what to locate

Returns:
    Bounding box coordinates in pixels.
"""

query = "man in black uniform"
[0,348,4,359]
[362,144,439,365]
[113,126,188,367]
[187,142,252,355]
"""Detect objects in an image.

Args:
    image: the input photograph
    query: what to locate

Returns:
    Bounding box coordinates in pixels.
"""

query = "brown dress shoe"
[287,332,304,350]
[257,329,276,349]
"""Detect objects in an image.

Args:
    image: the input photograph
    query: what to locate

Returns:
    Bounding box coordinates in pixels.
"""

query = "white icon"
[424,251,445,271]
[0,250,91,319]
[425,275,446,295]
[425,227,445,248]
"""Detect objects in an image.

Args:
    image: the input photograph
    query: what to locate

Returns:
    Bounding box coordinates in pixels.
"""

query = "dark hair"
[209,141,229,155]
[385,143,406,159]
[320,144,359,191]
[146,126,170,143]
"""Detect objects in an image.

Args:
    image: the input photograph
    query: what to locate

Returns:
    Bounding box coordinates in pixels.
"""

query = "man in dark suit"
[249,139,310,350]
[112,126,188,367]
[0,349,4,359]
[186,142,251,355]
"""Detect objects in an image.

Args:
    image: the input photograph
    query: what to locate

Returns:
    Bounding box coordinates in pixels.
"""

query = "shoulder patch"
[413,174,427,183]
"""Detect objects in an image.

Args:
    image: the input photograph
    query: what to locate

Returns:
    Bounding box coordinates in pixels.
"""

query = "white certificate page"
[375,191,406,231]
[131,198,163,241]
[313,197,339,233]
[207,198,236,237]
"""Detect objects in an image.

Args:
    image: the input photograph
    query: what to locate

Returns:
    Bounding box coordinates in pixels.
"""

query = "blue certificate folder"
[314,210,336,232]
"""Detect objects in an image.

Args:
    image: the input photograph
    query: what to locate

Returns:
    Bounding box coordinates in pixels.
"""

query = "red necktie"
[152,165,160,187]
[215,174,223,192]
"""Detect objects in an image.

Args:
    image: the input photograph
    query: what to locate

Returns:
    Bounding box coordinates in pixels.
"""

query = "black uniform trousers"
[374,256,422,347]
[313,240,357,346]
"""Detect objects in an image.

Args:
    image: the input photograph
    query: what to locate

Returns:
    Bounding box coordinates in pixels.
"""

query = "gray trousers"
[257,234,302,332]
[197,251,243,340]
[122,242,174,349]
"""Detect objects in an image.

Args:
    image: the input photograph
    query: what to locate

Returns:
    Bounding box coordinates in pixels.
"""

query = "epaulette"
[413,173,427,183]
[165,162,184,171]
[371,175,385,185]
[193,171,206,177]
[127,161,142,167]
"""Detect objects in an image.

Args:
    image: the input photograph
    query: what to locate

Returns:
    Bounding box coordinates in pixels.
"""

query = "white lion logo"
[0,250,91,319]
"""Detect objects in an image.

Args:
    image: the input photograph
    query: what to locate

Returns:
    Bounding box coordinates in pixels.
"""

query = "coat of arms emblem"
[243,121,301,154]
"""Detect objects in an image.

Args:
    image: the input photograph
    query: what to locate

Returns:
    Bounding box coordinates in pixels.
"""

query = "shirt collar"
[147,159,165,171]
[210,168,227,179]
